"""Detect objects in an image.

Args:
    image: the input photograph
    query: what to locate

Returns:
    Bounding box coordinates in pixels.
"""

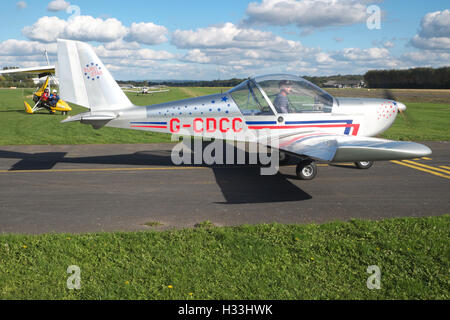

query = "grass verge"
[0,215,448,300]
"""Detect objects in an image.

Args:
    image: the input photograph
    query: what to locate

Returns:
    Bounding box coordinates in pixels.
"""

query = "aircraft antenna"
[43,49,59,89]
[44,50,50,66]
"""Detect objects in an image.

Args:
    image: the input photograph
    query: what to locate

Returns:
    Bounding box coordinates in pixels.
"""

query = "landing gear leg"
[296,160,317,180]
[279,151,290,165]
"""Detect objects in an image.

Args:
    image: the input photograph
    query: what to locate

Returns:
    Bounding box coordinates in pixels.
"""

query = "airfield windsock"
[56,39,133,111]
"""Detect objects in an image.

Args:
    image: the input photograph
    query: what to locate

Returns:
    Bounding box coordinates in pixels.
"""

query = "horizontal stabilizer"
[61,111,117,129]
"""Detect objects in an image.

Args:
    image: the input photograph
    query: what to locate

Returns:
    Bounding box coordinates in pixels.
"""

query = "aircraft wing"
[268,131,431,162]
[0,66,55,75]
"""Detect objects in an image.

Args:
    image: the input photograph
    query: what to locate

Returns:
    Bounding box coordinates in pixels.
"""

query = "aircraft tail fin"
[56,39,133,111]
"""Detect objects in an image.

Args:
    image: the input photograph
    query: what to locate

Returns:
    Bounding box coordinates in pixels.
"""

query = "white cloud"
[47,0,70,12]
[23,16,128,43]
[334,47,390,61]
[125,22,169,45]
[0,39,56,56]
[171,22,308,52]
[315,52,334,64]
[64,16,128,42]
[104,39,140,51]
[401,51,450,67]
[22,16,169,46]
[22,16,67,43]
[383,41,395,48]
[417,10,450,38]
[244,0,372,28]
[411,35,450,50]
[95,45,175,61]
[182,49,211,64]
[16,1,27,9]
[170,22,403,76]
[411,10,450,50]
[171,22,325,75]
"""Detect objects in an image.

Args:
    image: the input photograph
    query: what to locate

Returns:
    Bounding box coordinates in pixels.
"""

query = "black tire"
[355,161,374,169]
[62,111,68,115]
[296,161,317,180]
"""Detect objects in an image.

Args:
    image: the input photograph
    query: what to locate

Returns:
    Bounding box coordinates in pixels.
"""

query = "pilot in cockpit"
[273,80,293,113]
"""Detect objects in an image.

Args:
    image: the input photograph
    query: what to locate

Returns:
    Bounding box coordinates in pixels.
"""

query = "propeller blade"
[398,107,406,120]
[383,89,396,101]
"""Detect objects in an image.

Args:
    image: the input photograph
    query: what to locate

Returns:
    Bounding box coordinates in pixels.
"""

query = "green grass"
[381,102,450,141]
[0,215,448,300]
[0,87,229,145]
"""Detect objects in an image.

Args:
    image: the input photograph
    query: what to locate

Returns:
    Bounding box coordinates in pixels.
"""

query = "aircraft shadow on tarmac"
[0,147,312,204]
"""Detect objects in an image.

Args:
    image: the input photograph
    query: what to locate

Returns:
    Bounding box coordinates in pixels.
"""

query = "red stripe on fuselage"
[248,124,360,135]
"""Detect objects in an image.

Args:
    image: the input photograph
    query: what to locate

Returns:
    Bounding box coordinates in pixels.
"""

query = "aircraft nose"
[396,102,407,112]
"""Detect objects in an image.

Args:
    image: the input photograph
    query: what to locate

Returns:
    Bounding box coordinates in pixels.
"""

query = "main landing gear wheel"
[354,161,374,169]
[296,160,317,180]
[62,111,68,115]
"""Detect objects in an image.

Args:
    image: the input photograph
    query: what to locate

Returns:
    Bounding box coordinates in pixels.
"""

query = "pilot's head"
[44,88,49,92]
[53,89,57,94]
[279,80,293,94]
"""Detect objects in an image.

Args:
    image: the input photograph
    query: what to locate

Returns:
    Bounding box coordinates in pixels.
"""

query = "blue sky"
[1,0,449,80]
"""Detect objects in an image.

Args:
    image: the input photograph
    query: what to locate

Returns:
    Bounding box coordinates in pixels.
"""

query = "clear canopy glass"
[228,79,274,116]
[229,74,335,115]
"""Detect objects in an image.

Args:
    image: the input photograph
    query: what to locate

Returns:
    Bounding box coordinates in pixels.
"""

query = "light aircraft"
[123,86,170,95]
[0,54,72,115]
[24,76,72,115]
[1,39,431,180]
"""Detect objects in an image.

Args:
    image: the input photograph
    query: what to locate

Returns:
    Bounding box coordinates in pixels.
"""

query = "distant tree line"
[118,78,245,88]
[2,65,449,89]
[364,67,450,89]
[303,75,363,87]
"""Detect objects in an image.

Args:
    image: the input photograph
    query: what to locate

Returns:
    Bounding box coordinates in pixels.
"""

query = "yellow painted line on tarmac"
[391,160,450,179]
[286,164,330,168]
[285,163,356,168]
[402,160,450,175]
[0,166,209,174]
[440,166,450,170]
[421,157,432,160]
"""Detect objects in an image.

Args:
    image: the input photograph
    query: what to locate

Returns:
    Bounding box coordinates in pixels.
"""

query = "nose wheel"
[296,160,317,180]
[354,161,374,169]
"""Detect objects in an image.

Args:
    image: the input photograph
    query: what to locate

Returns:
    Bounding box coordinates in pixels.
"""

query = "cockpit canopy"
[229,74,334,116]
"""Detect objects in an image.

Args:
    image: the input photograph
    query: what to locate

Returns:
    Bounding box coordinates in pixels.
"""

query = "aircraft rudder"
[57,39,133,111]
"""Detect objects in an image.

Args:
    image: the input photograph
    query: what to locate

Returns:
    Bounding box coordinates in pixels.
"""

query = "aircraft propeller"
[383,89,407,119]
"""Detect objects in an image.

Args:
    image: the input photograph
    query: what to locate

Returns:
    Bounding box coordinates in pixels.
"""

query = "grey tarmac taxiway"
[0,141,448,234]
